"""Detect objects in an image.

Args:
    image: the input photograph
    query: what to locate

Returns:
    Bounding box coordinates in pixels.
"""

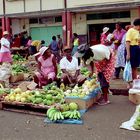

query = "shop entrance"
[88,22,130,45]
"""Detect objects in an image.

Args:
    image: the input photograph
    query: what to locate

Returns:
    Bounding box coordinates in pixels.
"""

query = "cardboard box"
[18,81,38,91]
[65,93,101,110]
[10,73,24,83]
[128,88,140,105]
[28,55,36,61]
[27,82,38,90]
[129,94,140,105]
[18,81,31,92]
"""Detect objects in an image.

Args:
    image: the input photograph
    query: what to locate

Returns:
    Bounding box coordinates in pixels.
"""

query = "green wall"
[30,26,62,46]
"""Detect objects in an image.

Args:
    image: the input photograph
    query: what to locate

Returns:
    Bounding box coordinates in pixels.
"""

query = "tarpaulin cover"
[44,110,85,125]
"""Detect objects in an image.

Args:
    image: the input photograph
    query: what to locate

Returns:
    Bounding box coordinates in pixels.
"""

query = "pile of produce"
[80,67,90,77]
[64,76,99,98]
[133,109,140,130]
[12,64,29,75]
[0,84,5,95]
[12,54,26,62]
[0,84,11,94]
[46,102,81,121]
[4,85,64,106]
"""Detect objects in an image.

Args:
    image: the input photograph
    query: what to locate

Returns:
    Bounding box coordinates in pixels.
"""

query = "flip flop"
[97,100,111,106]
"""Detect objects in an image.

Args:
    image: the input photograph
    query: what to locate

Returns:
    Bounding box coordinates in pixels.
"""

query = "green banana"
[48,109,57,118]
[69,111,74,119]
[46,108,55,116]
[56,112,60,120]
[54,112,58,121]
[50,112,55,121]
[62,112,67,116]
[73,110,78,119]
[65,111,71,118]
[60,112,64,120]
[76,111,81,119]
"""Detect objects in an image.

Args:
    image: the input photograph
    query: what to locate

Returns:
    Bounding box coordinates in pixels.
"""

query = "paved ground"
[0,95,140,140]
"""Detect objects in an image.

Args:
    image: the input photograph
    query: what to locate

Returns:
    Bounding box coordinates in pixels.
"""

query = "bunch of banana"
[62,110,81,119]
[47,107,64,121]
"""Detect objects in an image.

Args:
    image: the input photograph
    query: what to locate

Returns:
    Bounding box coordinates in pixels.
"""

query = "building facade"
[0,0,140,45]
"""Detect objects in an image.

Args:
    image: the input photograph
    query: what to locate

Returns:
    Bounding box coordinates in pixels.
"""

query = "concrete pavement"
[0,95,140,140]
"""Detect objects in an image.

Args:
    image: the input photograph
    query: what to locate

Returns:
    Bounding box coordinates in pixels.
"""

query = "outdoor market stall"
[0,54,101,124]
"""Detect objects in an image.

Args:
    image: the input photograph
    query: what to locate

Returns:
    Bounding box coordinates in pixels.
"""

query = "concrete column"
[5,17,11,33]
[62,11,67,46]
[2,17,6,33]
[67,11,72,47]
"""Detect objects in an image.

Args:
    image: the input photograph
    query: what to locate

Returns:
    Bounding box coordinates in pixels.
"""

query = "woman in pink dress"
[34,47,57,88]
[100,27,110,45]
[0,31,12,64]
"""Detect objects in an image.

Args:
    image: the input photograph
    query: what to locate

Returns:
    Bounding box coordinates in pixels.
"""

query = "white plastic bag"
[90,44,111,61]
[0,63,11,87]
[132,79,140,89]
[123,61,132,82]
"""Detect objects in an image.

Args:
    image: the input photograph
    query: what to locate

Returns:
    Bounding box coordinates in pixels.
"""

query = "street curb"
[110,89,129,96]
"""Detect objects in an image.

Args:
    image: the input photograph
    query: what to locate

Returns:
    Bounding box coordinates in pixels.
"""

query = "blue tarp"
[44,110,85,125]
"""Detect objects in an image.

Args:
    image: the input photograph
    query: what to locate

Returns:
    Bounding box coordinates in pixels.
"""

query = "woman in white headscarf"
[34,47,57,88]
[0,31,12,64]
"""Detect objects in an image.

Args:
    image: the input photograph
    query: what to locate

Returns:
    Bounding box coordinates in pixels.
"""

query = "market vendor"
[75,44,115,105]
[0,31,12,64]
[33,47,57,88]
[60,46,86,87]
[29,40,41,55]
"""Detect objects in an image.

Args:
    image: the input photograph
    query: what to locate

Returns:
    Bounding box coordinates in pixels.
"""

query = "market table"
[11,47,29,58]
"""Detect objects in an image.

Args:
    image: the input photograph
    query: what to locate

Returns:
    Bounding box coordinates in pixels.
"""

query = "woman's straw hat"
[3,31,9,36]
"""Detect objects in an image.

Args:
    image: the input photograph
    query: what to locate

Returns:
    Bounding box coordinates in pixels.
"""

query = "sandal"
[97,100,111,106]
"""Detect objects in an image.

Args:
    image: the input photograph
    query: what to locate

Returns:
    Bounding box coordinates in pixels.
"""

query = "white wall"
[130,8,139,24]
[67,0,135,8]
[11,19,20,35]
[0,0,3,15]
[72,13,87,35]
[5,0,24,14]
[11,18,29,35]
[25,0,40,12]
[4,0,64,15]
[42,0,64,11]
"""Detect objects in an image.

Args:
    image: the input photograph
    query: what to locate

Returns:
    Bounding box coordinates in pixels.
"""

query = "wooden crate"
[65,93,101,110]
[129,94,140,105]
[0,101,49,116]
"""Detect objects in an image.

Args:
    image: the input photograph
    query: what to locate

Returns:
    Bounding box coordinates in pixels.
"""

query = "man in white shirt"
[60,46,86,86]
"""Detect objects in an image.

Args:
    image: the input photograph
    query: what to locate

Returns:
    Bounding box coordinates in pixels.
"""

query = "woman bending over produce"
[75,44,115,105]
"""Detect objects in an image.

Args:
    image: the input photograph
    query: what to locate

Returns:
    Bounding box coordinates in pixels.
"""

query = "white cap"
[39,47,49,55]
[103,27,109,34]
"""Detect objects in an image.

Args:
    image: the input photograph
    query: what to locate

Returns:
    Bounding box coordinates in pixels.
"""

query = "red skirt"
[95,52,115,83]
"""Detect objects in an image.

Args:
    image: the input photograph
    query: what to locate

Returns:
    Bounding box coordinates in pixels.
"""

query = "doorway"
[88,22,130,45]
